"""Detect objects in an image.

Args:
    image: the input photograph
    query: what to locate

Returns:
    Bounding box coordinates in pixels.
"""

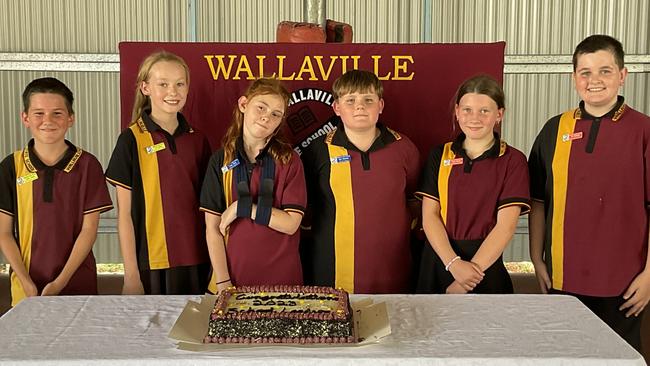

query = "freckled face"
[333,90,384,133]
[455,93,503,143]
[240,93,286,142]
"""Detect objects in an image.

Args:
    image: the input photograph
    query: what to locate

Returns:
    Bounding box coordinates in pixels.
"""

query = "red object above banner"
[118,42,505,157]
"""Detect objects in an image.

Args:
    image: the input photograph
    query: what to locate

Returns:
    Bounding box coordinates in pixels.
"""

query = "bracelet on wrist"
[216,278,231,285]
[445,256,461,272]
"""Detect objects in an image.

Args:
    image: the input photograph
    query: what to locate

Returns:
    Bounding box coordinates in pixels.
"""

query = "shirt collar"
[23,139,82,173]
[329,121,399,152]
[235,135,271,164]
[577,95,627,121]
[138,109,193,136]
[451,132,505,161]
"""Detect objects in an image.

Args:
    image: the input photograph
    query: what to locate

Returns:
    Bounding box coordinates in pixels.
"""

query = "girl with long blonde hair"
[106,51,212,295]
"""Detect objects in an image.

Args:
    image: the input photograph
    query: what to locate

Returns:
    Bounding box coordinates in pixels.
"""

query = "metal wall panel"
[196,0,303,42]
[427,0,649,54]
[327,0,422,42]
[0,0,188,53]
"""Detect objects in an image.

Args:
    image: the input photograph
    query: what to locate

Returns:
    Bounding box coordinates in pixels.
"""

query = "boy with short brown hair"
[301,69,420,294]
[529,35,650,351]
[0,77,112,306]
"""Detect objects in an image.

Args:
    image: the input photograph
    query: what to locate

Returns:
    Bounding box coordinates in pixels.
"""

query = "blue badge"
[330,155,351,164]
[221,159,240,173]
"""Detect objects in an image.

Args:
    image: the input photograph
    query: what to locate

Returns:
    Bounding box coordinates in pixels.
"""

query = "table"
[0,294,645,365]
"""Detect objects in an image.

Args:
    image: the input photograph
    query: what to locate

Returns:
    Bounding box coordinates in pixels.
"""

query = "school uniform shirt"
[302,123,420,294]
[0,140,113,306]
[105,111,211,271]
[528,97,650,297]
[199,141,307,287]
[417,133,531,241]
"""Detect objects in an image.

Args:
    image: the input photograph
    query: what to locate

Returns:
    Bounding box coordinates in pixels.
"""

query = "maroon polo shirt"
[417,133,530,241]
[301,123,421,294]
[529,97,650,296]
[200,145,307,287]
[0,140,113,305]
[105,111,212,270]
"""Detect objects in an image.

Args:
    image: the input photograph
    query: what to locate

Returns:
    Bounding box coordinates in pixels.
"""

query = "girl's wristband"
[445,256,461,271]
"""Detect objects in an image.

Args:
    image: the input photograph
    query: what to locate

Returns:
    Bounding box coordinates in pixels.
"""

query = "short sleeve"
[82,154,114,214]
[415,145,443,202]
[198,134,213,184]
[105,129,136,189]
[280,151,307,215]
[528,122,552,202]
[402,137,421,198]
[0,154,16,216]
[497,148,531,214]
[199,150,226,215]
[300,137,328,210]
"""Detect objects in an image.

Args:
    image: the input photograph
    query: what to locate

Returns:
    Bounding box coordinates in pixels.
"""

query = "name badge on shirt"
[16,172,38,185]
[145,142,166,154]
[443,158,463,167]
[330,155,351,164]
[221,159,240,173]
[562,132,583,142]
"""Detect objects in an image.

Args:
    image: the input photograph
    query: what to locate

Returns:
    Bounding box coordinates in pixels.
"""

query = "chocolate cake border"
[205,285,355,344]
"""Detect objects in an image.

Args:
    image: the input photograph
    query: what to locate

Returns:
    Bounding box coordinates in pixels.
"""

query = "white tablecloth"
[0,294,644,365]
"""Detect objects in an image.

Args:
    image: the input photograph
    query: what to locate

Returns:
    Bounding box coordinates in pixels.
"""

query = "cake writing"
[227,292,339,313]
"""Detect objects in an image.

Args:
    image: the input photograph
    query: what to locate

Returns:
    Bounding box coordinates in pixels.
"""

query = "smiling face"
[22,92,74,146]
[455,92,503,144]
[573,50,627,116]
[141,60,189,118]
[239,93,286,143]
[332,89,384,133]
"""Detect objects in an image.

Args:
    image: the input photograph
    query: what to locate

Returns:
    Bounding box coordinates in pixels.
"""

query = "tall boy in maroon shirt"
[529,35,650,351]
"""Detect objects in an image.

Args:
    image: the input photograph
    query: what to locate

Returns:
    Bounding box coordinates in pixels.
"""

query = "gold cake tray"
[168,295,391,351]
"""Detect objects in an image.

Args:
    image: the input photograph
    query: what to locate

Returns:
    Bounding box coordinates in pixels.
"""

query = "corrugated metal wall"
[197,0,303,42]
[0,0,648,263]
[0,0,188,52]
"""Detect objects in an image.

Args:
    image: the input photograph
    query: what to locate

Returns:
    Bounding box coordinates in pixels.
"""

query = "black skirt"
[416,238,513,294]
[140,262,211,295]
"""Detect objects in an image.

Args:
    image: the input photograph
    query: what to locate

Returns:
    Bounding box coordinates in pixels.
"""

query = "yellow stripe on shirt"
[11,150,35,306]
[550,109,578,290]
[438,142,455,225]
[130,124,169,270]
[327,143,355,293]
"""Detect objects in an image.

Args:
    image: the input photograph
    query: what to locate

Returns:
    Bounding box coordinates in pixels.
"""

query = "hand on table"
[41,279,65,296]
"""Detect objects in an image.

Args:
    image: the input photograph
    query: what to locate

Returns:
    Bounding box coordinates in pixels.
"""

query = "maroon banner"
[119,42,505,156]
